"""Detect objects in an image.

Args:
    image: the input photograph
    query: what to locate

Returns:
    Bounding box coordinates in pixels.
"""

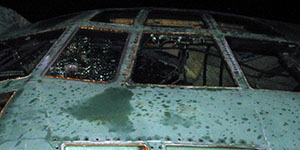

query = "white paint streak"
[254,108,272,150]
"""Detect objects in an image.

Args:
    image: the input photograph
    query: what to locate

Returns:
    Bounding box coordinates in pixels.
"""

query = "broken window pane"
[45,29,128,82]
[212,14,280,36]
[0,29,65,81]
[90,9,139,25]
[226,37,300,92]
[0,91,14,115]
[145,10,207,29]
[131,33,236,87]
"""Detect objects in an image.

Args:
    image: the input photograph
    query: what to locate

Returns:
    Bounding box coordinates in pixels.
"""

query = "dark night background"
[1,0,300,25]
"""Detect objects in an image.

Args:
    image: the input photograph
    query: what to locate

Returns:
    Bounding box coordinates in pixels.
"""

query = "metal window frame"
[124,31,241,89]
[61,141,149,150]
[0,28,66,82]
[43,26,131,84]
[2,8,297,92]
[209,12,281,37]
[224,36,300,93]
[144,8,209,30]
[89,8,142,27]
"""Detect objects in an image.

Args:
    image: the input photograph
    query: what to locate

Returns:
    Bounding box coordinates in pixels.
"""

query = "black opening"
[131,33,236,87]
[0,29,64,81]
[212,14,281,36]
[46,29,128,82]
[226,37,300,92]
[145,10,207,29]
[90,9,140,25]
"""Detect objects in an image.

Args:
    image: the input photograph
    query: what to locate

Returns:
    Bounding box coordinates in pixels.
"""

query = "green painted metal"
[167,146,250,150]
[0,8,300,150]
[64,146,141,150]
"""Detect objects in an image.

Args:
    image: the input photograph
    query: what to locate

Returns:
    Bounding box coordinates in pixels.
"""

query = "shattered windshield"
[0,29,64,81]
[45,28,128,82]
[131,33,236,86]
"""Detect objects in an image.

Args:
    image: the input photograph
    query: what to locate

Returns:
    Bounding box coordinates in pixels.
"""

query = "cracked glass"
[45,28,128,82]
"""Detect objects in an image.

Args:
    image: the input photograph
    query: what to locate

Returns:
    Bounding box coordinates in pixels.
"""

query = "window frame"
[0,28,66,82]
[144,9,209,30]
[210,13,281,36]
[89,9,141,26]
[225,36,300,93]
[43,27,131,84]
[125,31,240,89]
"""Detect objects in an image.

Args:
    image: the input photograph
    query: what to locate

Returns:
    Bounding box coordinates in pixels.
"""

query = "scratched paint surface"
[0,8,300,150]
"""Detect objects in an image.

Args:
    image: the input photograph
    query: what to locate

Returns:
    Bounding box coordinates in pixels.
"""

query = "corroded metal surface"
[0,8,300,150]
